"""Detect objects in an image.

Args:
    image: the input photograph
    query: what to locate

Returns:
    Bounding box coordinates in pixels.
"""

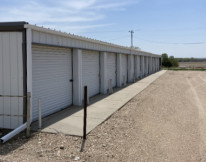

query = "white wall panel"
[135,56,141,79]
[153,57,155,73]
[121,54,128,85]
[141,56,145,77]
[32,45,73,121]
[32,30,138,55]
[107,53,117,89]
[131,55,134,80]
[0,33,3,128]
[0,32,23,129]
[82,50,100,98]
[149,57,152,74]
[144,56,147,76]
[145,56,149,75]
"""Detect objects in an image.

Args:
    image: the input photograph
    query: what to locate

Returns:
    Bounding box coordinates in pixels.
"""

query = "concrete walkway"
[32,70,166,136]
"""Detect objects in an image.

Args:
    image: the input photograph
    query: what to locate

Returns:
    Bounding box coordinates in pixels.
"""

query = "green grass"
[162,67,206,71]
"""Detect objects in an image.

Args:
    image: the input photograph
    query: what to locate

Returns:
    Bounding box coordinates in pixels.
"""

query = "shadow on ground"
[30,83,134,132]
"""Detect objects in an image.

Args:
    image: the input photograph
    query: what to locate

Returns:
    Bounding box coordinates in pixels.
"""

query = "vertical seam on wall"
[1,33,4,127]
[16,32,20,126]
[71,48,73,105]
[116,53,117,88]
[99,51,101,93]
[23,30,27,123]
[9,33,11,128]
[127,55,128,83]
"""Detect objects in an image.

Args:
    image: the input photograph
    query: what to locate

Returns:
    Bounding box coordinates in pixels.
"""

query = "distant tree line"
[176,58,206,62]
[162,53,179,67]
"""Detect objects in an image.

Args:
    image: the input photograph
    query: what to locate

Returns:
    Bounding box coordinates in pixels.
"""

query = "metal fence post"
[38,99,42,129]
[83,86,88,139]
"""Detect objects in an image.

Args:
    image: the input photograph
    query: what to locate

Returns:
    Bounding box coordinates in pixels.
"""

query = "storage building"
[0,22,161,129]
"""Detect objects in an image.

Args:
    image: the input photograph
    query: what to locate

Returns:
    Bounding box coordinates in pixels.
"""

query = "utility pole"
[129,30,134,48]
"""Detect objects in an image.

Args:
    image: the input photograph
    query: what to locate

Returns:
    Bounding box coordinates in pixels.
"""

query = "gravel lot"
[1,71,206,162]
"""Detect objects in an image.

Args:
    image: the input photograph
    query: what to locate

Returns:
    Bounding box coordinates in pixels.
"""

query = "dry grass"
[179,62,206,69]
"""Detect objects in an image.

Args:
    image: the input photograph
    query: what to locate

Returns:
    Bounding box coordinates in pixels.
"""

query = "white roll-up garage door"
[135,56,141,79]
[150,57,153,74]
[144,56,147,76]
[141,56,144,78]
[131,55,134,80]
[82,50,100,98]
[145,56,148,75]
[32,45,73,121]
[121,54,128,85]
[107,53,117,89]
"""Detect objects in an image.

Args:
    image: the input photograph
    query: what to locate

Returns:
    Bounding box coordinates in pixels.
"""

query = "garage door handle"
[70,79,73,82]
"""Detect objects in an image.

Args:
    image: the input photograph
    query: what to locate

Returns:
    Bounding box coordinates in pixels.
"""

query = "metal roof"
[0,21,160,57]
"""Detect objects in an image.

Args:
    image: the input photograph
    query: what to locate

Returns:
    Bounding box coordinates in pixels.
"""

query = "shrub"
[162,53,179,68]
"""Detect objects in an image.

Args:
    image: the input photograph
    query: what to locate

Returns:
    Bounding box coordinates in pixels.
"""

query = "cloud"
[59,0,97,10]
[46,23,115,34]
[89,0,139,10]
[0,0,137,33]
[0,1,102,24]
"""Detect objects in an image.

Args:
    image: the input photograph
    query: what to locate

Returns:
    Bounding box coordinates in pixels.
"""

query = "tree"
[162,53,171,67]
[161,53,179,67]
[169,56,179,67]
[134,46,141,50]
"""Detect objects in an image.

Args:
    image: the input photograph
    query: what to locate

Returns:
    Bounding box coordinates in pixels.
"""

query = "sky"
[0,0,205,58]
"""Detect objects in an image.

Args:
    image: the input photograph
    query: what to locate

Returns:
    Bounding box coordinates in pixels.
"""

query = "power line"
[137,37,206,45]
[106,35,129,41]
[78,27,206,34]
[77,28,206,46]
[79,30,127,34]
[140,27,206,32]
[85,33,129,42]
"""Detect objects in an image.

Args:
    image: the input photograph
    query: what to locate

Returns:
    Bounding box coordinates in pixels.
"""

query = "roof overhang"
[0,21,28,31]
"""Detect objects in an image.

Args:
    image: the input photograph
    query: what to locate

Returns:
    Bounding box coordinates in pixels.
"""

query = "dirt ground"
[1,71,206,162]
[179,61,206,69]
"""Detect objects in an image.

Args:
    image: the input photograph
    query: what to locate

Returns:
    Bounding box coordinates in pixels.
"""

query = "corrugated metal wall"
[107,53,117,89]
[121,54,128,85]
[0,32,24,129]
[149,57,152,74]
[32,45,73,121]
[153,58,155,73]
[32,30,130,54]
[141,56,144,78]
[135,56,141,79]
[82,50,100,98]
[146,56,149,75]
[131,55,135,80]
[144,56,147,76]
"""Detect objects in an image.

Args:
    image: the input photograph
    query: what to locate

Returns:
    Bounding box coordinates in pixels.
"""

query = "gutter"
[1,123,27,143]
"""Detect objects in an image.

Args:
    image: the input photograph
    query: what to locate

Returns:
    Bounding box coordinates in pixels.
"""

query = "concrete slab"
[41,116,102,136]
[31,70,167,136]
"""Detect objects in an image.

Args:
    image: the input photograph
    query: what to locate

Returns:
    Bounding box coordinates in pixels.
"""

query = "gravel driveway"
[1,71,206,162]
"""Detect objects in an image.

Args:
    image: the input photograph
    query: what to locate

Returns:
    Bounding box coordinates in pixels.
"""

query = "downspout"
[1,123,27,143]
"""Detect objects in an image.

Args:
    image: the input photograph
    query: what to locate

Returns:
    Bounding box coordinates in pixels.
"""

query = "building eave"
[24,24,160,57]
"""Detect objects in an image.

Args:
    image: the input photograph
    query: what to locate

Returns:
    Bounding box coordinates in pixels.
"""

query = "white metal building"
[107,52,117,89]
[0,22,161,130]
